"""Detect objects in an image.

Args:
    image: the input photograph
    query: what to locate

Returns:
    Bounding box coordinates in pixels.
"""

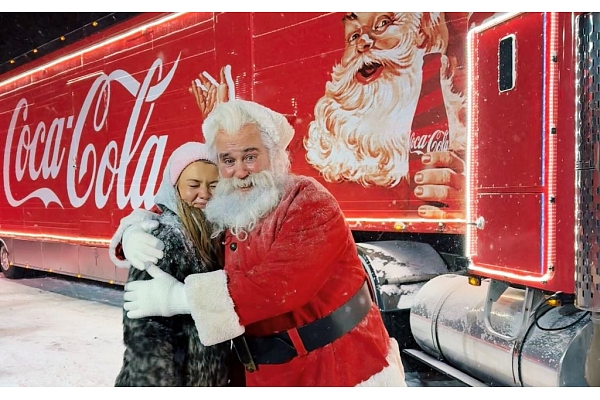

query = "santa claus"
[111,100,407,387]
[304,12,467,218]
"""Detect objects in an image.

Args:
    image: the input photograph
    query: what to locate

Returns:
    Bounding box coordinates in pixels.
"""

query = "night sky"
[0,12,140,75]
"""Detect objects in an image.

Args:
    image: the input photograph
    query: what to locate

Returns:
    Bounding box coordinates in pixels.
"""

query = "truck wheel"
[0,245,24,279]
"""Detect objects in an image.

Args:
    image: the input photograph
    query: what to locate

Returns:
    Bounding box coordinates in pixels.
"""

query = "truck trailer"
[0,11,597,387]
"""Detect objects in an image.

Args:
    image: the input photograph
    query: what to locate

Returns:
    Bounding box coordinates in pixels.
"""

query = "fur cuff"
[184,270,245,346]
[356,338,407,387]
[108,209,158,269]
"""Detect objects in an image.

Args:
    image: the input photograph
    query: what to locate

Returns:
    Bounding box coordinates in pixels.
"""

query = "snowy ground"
[0,273,125,387]
[0,271,461,389]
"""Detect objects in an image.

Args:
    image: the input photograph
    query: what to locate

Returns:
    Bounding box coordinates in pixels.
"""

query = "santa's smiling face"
[214,123,271,189]
[305,13,436,187]
[341,13,419,85]
[205,123,288,241]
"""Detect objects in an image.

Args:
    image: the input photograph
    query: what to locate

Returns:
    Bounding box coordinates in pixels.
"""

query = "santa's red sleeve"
[184,178,351,345]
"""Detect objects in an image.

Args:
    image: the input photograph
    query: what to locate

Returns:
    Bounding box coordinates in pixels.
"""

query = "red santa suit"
[182,174,406,387]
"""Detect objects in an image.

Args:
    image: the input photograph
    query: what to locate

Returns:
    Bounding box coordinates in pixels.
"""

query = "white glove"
[123,265,190,319]
[122,220,165,271]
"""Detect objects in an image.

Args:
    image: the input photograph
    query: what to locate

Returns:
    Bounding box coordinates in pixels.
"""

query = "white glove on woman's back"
[123,266,190,318]
[109,209,165,270]
[122,220,165,271]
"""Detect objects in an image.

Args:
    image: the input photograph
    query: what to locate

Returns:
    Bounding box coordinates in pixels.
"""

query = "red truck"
[0,12,597,386]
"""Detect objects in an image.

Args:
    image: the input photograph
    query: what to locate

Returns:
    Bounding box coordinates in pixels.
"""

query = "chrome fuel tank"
[410,274,591,386]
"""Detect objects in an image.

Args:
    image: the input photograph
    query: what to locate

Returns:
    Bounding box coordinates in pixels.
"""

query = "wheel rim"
[1,247,9,271]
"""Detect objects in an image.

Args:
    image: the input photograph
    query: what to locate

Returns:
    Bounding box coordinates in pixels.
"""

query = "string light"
[1,13,135,71]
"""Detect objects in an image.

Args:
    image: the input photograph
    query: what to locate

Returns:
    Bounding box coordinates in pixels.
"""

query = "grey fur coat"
[114,159,233,386]
[115,207,232,386]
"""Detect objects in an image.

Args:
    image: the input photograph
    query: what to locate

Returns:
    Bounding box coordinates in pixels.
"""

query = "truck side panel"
[0,12,470,282]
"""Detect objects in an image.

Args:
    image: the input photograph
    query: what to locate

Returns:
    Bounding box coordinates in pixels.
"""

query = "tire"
[0,245,25,279]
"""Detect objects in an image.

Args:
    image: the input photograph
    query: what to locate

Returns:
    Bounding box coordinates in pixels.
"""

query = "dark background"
[0,12,140,75]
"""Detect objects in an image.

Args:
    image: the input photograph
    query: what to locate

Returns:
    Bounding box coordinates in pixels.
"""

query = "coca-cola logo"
[410,129,450,155]
[3,54,181,210]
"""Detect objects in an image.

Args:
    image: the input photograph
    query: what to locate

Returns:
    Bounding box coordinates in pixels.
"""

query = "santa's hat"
[202,100,294,150]
[169,142,217,185]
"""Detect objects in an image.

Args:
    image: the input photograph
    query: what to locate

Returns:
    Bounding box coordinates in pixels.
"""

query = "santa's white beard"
[305,42,426,187]
[205,170,286,241]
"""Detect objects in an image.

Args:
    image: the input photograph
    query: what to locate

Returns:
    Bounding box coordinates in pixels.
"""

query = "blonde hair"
[176,195,223,271]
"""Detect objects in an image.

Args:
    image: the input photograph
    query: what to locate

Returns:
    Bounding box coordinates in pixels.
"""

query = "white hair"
[202,100,293,180]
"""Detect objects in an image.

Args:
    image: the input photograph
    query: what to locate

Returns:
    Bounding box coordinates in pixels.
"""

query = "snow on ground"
[0,272,465,391]
[0,274,125,387]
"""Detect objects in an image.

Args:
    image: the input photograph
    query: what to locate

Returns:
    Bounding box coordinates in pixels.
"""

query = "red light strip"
[0,230,109,246]
[466,12,560,284]
[545,12,558,280]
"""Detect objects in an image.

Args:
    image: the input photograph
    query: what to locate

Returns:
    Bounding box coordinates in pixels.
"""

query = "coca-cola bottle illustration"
[406,51,467,219]
[409,128,451,211]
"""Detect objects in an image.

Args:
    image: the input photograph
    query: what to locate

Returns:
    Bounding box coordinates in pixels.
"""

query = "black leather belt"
[232,281,372,372]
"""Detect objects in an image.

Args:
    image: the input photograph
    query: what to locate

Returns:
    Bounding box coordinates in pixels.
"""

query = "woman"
[114,142,235,386]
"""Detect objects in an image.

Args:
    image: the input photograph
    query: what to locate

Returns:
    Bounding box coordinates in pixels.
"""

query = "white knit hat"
[168,142,217,185]
[202,100,294,150]
[154,142,217,212]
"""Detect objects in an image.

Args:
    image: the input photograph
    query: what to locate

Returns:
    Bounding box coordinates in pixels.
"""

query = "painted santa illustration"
[303,12,468,219]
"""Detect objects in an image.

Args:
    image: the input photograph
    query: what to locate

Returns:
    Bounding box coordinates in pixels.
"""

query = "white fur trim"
[184,270,245,346]
[356,338,407,387]
[108,209,158,269]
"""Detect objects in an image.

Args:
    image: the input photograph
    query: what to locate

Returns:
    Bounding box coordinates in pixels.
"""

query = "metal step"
[403,349,488,387]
